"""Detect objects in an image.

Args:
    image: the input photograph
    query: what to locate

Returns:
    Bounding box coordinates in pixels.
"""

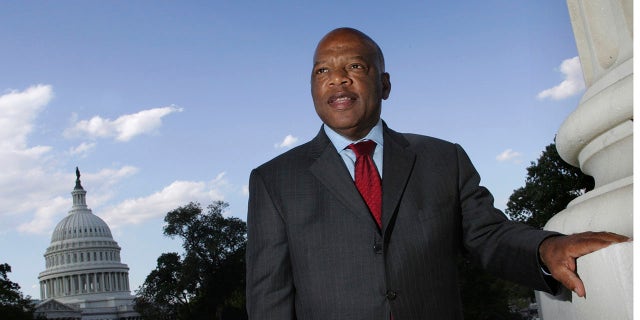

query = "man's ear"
[381,72,391,100]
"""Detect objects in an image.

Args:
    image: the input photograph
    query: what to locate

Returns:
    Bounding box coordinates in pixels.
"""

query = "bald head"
[314,28,386,73]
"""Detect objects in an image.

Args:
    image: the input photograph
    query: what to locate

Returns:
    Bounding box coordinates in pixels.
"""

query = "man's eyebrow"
[314,56,368,66]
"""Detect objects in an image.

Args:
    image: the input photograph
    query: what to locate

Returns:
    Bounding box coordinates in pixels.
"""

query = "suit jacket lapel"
[308,128,375,226]
[381,124,416,234]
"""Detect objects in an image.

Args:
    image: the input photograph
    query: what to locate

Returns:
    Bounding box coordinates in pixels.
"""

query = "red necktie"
[348,140,382,229]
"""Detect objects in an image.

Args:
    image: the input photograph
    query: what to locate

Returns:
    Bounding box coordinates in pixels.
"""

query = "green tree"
[460,142,594,320]
[506,143,594,228]
[0,263,36,320]
[135,201,247,320]
[134,253,185,320]
[459,259,526,320]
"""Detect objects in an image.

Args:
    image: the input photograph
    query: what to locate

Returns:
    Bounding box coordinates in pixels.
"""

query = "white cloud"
[0,84,224,237]
[68,142,96,157]
[17,196,69,234]
[537,56,585,100]
[64,105,183,142]
[0,84,173,235]
[99,173,229,228]
[12,166,140,235]
[0,84,53,150]
[78,166,139,206]
[0,85,63,234]
[275,134,299,148]
[496,149,522,163]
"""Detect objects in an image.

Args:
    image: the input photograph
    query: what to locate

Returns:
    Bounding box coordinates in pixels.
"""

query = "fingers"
[578,231,630,243]
[569,232,631,258]
[539,231,630,297]
[554,266,586,297]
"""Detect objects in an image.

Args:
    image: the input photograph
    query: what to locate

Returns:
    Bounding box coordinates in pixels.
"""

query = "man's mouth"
[328,92,357,106]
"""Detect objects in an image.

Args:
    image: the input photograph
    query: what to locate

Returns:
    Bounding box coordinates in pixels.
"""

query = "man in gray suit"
[246,27,628,319]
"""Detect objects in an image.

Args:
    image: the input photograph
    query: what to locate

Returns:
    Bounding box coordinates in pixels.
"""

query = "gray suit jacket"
[246,123,557,320]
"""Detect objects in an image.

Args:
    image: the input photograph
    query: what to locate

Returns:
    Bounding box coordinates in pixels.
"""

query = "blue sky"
[1,1,585,298]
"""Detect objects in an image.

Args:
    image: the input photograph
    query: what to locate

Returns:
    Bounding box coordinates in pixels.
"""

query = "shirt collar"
[323,119,384,151]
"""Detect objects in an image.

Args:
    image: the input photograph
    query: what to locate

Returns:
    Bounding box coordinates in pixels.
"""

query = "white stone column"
[537,1,633,319]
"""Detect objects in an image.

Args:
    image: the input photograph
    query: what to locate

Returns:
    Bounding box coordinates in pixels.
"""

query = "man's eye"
[350,64,364,69]
[315,68,328,74]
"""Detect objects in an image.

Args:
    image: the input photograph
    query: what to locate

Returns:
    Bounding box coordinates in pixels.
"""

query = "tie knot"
[348,140,377,157]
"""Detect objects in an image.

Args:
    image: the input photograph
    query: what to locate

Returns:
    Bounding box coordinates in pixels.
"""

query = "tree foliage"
[459,259,527,320]
[0,263,36,320]
[506,143,594,228]
[460,142,594,320]
[135,201,247,320]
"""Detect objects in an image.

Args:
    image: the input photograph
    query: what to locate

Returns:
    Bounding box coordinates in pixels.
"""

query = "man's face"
[311,30,391,141]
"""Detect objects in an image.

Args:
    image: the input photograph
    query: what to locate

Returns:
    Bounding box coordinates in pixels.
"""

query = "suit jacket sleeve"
[455,144,559,291]
[246,168,296,319]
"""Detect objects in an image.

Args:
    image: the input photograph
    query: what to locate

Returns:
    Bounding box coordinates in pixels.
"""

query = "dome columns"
[39,271,131,300]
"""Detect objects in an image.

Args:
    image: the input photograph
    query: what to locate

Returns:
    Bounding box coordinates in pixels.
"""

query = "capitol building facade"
[34,169,141,320]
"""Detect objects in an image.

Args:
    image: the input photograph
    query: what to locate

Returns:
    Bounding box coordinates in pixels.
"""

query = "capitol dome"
[36,168,140,319]
[50,203,113,243]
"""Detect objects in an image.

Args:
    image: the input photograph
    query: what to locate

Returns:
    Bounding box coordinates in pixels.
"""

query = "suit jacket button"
[386,290,397,300]
[373,243,383,254]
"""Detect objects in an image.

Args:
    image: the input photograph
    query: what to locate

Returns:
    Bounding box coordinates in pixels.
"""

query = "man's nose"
[329,69,352,86]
